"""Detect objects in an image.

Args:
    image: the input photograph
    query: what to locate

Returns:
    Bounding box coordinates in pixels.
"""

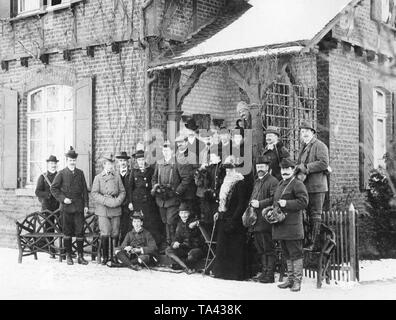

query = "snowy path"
[1,248,396,300]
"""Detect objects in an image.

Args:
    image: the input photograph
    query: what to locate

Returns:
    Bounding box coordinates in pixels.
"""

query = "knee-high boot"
[101,236,110,265]
[277,260,294,289]
[64,237,73,265]
[115,251,139,270]
[76,238,88,265]
[305,220,322,252]
[256,255,267,283]
[264,255,275,283]
[111,237,120,264]
[291,258,303,292]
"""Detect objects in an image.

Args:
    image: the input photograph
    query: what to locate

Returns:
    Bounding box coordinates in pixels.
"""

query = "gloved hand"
[295,164,308,174]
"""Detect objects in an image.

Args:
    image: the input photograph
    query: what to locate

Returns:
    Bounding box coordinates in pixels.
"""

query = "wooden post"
[348,203,357,281]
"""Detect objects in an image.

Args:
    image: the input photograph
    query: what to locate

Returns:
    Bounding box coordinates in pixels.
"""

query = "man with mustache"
[262,126,290,181]
[51,147,89,266]
[296,121,329,252]
[270,158,308,292]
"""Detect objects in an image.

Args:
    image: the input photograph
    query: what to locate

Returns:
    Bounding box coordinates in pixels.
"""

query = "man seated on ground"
[165,202,204,274]
[113,210,158,270]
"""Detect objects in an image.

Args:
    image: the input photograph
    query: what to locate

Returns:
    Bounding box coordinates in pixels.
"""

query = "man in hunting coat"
[165,202,204,274]
[51,147,89,266]
[262,126,290,181]
[35,155,61,258]
[91,154,126,265]
[270,158,309,292]
[296,121,329,251]
[116,151,132,244]
[115,211,158,270]
[248,155,279,283]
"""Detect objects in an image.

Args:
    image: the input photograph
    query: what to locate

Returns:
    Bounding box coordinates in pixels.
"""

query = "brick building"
[0,0,395,253]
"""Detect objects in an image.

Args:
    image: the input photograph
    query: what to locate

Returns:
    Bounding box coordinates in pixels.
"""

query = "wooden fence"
[304,203,359,282]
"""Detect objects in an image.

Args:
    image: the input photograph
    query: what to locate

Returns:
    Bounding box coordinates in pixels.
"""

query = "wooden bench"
[16,209,100,263]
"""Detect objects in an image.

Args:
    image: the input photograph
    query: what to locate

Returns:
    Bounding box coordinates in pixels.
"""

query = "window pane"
[64,87,73,110]
[47,86,61,111]
[30,118,42,140]
[29,162,41,184]
[382,0,390,23]
[19,0,40,13]
[30,141,41,162]
[30,90,42,112]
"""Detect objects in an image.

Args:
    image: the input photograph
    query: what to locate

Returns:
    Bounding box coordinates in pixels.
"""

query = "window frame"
[26,85,74,186]
[373,88,388,169]
[17,0,41,15]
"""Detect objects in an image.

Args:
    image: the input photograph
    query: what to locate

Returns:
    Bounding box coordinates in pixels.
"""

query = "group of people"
[35,102,330,292]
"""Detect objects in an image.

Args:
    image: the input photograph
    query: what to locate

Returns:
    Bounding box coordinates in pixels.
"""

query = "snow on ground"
[1,248,396,300]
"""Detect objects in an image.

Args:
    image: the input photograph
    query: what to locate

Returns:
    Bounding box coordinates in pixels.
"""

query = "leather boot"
[290,258,303,292]
[101,236,109,265]
[305,220,321,252]
[277,260,294,289]
[111,237,119,263]
[64,237,74,265]
[76,238,88,265]
[264,255,275,283]
[256,255,267,283]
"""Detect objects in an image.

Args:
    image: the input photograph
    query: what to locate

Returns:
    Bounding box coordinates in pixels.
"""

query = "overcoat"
[262,142,290,181]
[120,228,158,256]
[35,171,60,211]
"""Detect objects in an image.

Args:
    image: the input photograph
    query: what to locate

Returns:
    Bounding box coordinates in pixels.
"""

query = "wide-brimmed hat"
[115,151,131,160]
[65,146,78,159]
[131,210,144,221]
[300,120,316,133]
[132,150,145,159]
[185,118,199,131]
[46,155,59,163]
[102,154,115,163]
[280,157,296,169]
[265,126,281,136]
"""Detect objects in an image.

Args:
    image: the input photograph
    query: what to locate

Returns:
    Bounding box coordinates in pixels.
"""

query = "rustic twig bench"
[15,209,100,263]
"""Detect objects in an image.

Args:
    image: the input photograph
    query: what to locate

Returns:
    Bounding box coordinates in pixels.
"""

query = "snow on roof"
[180,0,353,58]
[149,45,304,71]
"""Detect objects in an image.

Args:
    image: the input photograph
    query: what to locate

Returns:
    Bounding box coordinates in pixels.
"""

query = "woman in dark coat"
[128,150,164,247]
[213,155,249,281]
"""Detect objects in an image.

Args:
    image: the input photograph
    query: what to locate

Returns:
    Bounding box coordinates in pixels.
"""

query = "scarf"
[218,171,244,213]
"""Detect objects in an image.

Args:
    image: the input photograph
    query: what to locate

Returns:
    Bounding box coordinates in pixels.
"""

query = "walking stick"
[203,218,217,276]
[132,251,152,272]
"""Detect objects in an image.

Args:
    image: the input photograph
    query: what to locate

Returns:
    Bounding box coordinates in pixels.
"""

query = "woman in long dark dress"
[213,155,249,281]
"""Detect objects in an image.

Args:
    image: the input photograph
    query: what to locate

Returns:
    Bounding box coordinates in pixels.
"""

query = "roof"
[150,0,359,71]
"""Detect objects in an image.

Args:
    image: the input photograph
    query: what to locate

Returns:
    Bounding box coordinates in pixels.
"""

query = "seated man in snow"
[165,202,205,274]
[114,210,158,270]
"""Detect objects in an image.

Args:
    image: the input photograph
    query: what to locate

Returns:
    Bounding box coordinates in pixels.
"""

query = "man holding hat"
[35,155,61,258]
[128,149,163,248]
[51,147,89,265]
[116,151,132,244]
[262,126,290,181]
[91,154,126,265]
[248,155,279,283]
[296,121,329,251]
[269,158,308,292]
[115,210,158,270]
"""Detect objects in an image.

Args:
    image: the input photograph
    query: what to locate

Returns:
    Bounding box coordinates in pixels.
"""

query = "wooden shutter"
[10,0,18,18]
[371,0,382,21]
[0,88,18,189]
[359,81,374,190]
[74,78,93,190]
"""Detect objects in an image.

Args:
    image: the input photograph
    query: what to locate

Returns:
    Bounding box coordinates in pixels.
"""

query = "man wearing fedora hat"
[248,155,279,283]
[271,157,308,292]
[114,210,158,270]
[128,149,163,248]
[92,154,126,265]
[296,120,329,252]
[262,126,290,181]
[51,147,89,265]
[35,155,61,258]
[116,151,132,244]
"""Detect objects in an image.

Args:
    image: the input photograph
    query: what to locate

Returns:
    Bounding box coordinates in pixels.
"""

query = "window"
[27,85,73,185]
[45,0,70,8]
[18,0,40,14]
[373,88,387,168]
[381,0,392,23]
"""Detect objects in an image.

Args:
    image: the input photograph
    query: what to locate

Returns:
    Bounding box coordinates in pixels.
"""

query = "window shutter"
[0,88,18,189]
[74,78,93,190]
[0,0,11,19]
[371,0,382,21]
[359,81,374,190]
[10,0,18,18]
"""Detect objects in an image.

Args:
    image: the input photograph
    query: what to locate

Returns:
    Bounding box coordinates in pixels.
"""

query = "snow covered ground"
[1,248,396,300]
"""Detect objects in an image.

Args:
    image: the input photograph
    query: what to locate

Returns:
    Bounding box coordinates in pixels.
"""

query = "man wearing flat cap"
[116,151,132,244]
[92,154,126,266]
[51,147,89,265]
[35,155,61,258]
[271,158,308,292]
[262,126,290,181]
[296,121,329,252]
